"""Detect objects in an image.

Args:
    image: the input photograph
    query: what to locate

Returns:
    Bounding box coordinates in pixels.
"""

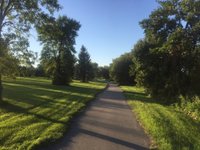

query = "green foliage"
[110,53,135,85]
[0,0,60,68]
[97,66,110,80]
[131,40,151,86]
[0,39,19,77]
[38,16,81,85]
[88,62,99,81]
[77,45,91,82]
[17,64,47,77]
[18,66,35,77]
[121,86,200,149]
[75,62,108,81]
[34,64,46,77]
[0,0,60,101]
[75,62,99,81]
[174,96,200,121]
[132,0,200,102]
[0,77,105,149]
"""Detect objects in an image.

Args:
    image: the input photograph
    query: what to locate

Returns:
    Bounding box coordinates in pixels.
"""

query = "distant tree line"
[17,45,110,83]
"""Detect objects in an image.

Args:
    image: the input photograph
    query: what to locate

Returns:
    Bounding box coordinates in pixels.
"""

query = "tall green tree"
[110,53,135,85]
[38,16,80,85]
[136,0,200,102]
[131,39,156,90]
[78,46,91,82]
[0,0,60,101]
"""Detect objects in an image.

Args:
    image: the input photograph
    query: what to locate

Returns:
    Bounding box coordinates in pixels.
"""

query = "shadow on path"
[39,84,150,150]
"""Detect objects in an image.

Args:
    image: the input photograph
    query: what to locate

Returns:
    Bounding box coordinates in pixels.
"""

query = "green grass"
[0,77,106,150]
[121,86,200,150]
[174,97,200,122]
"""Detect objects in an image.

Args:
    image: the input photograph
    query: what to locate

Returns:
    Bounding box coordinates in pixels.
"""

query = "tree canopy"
[132,0,200,102]
[110,53,135,85]
[0,0,60,101]
[38,16,81,85]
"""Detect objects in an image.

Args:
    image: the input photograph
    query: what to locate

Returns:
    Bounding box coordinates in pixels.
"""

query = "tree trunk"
[0,74,3,102]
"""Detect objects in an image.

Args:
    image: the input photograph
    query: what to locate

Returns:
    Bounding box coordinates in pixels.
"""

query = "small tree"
[78,46,91,82]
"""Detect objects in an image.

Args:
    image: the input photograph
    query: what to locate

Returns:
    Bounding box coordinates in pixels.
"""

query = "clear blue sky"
[29,0,159,66]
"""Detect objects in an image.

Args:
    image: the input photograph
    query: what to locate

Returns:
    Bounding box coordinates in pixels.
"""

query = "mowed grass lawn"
[121,86,200,150]
[0,77,106,150]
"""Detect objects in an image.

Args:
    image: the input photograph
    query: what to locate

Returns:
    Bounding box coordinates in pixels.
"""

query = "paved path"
[44,84,150,150]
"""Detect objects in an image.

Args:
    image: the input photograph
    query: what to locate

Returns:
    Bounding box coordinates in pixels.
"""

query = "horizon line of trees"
[17,46,110,82]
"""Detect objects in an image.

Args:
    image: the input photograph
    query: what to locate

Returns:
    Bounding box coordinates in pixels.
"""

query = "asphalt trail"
[43,84,150,150]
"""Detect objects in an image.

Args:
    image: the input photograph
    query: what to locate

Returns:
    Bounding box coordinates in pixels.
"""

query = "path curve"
[43,84,150,150]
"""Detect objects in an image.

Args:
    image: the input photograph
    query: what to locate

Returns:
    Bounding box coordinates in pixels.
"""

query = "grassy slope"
[0,77,106,150]
[121,86,200,150]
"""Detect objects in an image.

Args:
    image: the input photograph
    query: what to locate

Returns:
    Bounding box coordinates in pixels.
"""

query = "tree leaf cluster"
[110,52,135,85]
[133,0,200,102]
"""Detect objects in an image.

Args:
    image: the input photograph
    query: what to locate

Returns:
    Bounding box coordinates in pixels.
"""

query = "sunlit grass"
[121,86,200,150]
[0,77,106,150]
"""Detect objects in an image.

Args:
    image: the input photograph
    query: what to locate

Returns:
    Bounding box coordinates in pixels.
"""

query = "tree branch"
[2,0,13,18]
[0,0,13,34]
[0,0,5,16]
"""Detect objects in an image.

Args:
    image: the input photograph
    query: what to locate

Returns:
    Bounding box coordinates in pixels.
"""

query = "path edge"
[119,86,152,149]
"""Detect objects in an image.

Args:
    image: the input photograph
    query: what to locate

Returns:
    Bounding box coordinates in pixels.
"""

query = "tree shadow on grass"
[1,101,67,124]
[3,79,98,94]
[1,81,101,125]
[3,81,99,107]
[0,79,106,149]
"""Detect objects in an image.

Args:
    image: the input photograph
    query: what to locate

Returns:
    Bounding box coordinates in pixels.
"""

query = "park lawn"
[121,86,200,150]
[0,77,106,150]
